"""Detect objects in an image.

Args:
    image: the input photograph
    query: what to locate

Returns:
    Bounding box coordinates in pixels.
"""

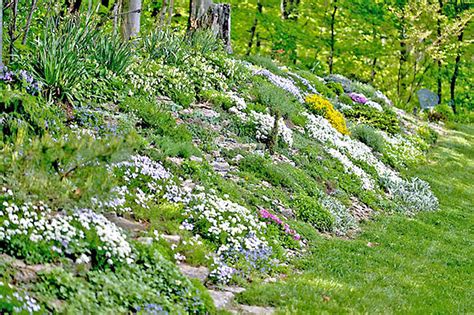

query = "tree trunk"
[328,0,337,74]
[8,0,18,62]
[371,57,377,83]
[246,0,262,55]
[0,0,3,71]
[281,0,300,20]
[397,11,408,101]
[113,0,120,36]
[188,0,232,53]
[121,0,142,40]
[450,27,464,114]
[167,0,174,25]
[63,0,82,15]
[70,0,82,13]
[436,0,443,101]
[370,26,377,83]
[21,0,38,45]
[158,0,168,25]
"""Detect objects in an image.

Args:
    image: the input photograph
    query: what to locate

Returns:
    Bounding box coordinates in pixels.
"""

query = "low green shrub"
[200,89,233,110]
[350,81,376,98]
[293,194,334,231]
[252,78,303,121]
[246,55,286,76]
[297,71,336,99]
[351,124,385,153]
[344,104,400,134]
[33,247,213,313]
[326,82,344,96]
[239,155,292,188]
[0,131,136,209]
[417,126,438,145]
[427,104,454,122]
[338,94,354,105]
[0,90,63,141]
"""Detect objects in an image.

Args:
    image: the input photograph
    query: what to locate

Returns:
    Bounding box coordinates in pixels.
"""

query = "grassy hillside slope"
[238,124,474,313]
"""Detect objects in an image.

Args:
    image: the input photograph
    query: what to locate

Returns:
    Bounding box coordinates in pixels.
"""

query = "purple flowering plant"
[0,69,41,95]
[348,92,368,104]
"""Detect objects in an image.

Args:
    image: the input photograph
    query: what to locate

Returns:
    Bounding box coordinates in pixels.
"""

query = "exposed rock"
[222,286,246,294]
[1,255,55,283]
[263,277,277,284]
[178,264,209,283]
[349,197,373,222]
[208,289,235,309]
[104,214,147,234]
[238,304,275,315]
[278,205,295,219]
[182,179,197,192]
[190,156,203,163]
[232,154,244,163]
[212,161,231,173]
[162,234,181,245]
[137,237,154,245]
[168,157,185,165]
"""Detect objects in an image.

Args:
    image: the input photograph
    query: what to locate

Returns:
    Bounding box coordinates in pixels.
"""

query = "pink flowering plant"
[259,209,302,248]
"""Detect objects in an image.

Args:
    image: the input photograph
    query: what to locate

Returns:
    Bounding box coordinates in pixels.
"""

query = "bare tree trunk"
[328,0,337,74]
[113,0,120,36]
[246,0,262,55]
[397,10,408,101]
[281,0,300,20]
[167,0,174,25]
[21,0,38,45]
[158,0,168,25]
[188,0,232,53]
[450,27,464,114]
[8,0,18,62]
[437,0,443,101]
[71,0,82,13]
[370,26,377,83]
[371,57,377,83]
[0,0,3,71]
[266,109,281,155]
[121,0,142,40]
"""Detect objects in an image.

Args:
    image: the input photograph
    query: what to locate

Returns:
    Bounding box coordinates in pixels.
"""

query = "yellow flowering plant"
[305,94,350,135]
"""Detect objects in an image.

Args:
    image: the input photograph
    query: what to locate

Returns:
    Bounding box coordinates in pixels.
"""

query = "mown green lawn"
[237,124,474,314]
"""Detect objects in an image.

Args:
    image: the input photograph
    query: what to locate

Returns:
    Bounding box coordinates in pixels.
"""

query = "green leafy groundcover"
[9,244,215,314]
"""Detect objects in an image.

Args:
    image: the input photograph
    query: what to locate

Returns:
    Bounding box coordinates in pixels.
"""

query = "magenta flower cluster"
[259,209,301,241]
[348,92,368,104]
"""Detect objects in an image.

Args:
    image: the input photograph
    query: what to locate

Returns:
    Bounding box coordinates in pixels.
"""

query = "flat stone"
[200,108,220,119]
[13,263,54,283]
[190,156,203,163]
[212,161,230,172]
[238,305,275,315]
[168,157,184,165]
[263,277,277,283]
[208,289,235,309]
[178,264,209,283]
[104,214,147,233]
[278,206,295,219]
[222,286,246,294]
[162,234,181,245]
[137,237,154,245]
